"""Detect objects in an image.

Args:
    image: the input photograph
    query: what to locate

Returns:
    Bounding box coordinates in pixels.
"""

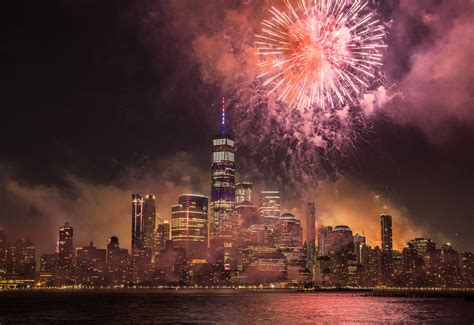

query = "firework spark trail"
[255,0,386,111]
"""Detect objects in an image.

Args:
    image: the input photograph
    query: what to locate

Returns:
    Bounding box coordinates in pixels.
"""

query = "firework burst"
[255,0,386,111]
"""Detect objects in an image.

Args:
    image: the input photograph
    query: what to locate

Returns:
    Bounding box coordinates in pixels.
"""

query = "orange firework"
[255,0,386,110]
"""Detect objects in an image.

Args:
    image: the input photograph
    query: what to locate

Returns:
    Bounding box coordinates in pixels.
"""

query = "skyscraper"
[156,221,171,250]
[76,241,107,287]
[0,229,6,279]
[210,98,235,235]
[131,194,156,254]
[328,225,354,253]
[38,253,56,286]
[354,234,366,264]
[306,202,316,243]
[172,194,209,261]
[132,194,144,253]
[57,222,74,285]
[380,214,393,282]
[259,191,280,224]
[235,181,253,204]
[142,194,156,252]
[306,202,316,270]
[106,236,129,286]
[5,238,36,280]
[317,226,333,257]
[275,213,303,247]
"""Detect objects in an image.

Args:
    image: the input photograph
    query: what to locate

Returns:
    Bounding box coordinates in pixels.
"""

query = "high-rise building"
[235,202,259,229]
[380,214,393,282]
[210,99,235,235]
[317,226,333,257]
[143,195,156,252]
[328,225,354,253]
[306,202,316,243]
[106,236,129,286]
[259,191,280,224]
[131,194,156,254]
[305,202,316,270]
[0,229,6,279]
[76,242,107,287]
[172,194,209,261]
[354,234,366,264]
[5,238,36,280]
[408,237,436,268]
[156,221,171,251]
[275,213,303,247]
[235,181,253,204]
[38,253,57,286]
[460,252,473,286]
[57,222,74,285]
[132,194,144,253]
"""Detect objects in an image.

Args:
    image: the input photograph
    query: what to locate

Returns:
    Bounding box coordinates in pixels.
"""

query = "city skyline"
[1,111,472,290]
[1,0,473,323]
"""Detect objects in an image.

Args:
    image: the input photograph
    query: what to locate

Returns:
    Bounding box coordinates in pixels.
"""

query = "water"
[1,290,473,324]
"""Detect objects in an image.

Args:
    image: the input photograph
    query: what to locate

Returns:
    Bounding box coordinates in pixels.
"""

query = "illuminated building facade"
[354,234,366,264]
[236,181,253,204]
[235,202,259,229]
[0,229,6,279]
[57,222,74,285]
[171,194,209,261]
[5,238,36,280]
[306,202,316,269]
[131,194,156,255]
[39,253,56,286]
[106,236,129,286]
[210,99,235,235]
[131,194,144,253]
[275,213,303,248]
[328,225,354,253]
[259,191,280,224]
[156,221,171,251]
[306,202,316,243]
[142,195,156,252]
[76,242,107,287]
[380,214,393,282]
[317,226,333,257]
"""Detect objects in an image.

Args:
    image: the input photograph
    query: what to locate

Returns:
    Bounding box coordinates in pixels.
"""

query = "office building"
[38,253,57,286]
[275,213,303,248]
[143,195,156,252]
[156,221,171,251]
[76,242,107,287]
[210,99,236,235]
[131,194,156,255]
[259,191,280,224]
[317,226,333,257]
[236,181,253,204]
[380,214,393,282]
[57,222,74,285]
[0,229,6,279]
[172,194,209,261]
[5,238,36,280]
[306,202,316,269]
[235,202,259,228]
[106,236,129,286]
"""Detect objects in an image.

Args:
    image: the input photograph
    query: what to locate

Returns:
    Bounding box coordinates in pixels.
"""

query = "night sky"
[2,0,473,255]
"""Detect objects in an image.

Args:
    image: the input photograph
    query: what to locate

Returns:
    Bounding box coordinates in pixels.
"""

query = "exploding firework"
[255,0,386,110]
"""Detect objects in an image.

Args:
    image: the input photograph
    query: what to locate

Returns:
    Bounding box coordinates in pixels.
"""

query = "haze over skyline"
[2,0,474,256]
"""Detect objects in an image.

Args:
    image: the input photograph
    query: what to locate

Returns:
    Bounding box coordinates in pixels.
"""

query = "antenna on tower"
[221,97,225,136]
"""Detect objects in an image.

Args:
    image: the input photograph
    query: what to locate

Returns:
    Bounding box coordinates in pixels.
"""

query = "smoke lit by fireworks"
[255,0,386,110]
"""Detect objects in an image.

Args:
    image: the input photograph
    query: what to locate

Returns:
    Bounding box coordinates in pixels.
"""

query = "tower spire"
[221,97,225,136]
